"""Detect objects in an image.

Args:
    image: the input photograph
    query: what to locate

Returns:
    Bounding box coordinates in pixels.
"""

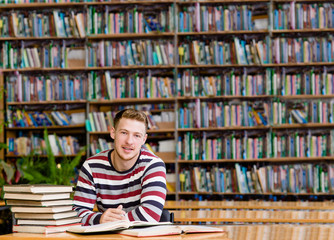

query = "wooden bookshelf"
[1,0,334,201]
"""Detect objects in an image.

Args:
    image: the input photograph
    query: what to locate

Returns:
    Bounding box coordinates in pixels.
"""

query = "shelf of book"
[177,157,334,163]
[6,124,85,131]
[7,100,87,106]
[1,0,334,201]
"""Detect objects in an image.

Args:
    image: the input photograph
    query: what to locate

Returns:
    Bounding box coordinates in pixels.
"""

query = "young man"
[73,109,167,226]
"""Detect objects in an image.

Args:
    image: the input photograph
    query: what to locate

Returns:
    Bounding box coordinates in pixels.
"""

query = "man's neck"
[111,151,138,172]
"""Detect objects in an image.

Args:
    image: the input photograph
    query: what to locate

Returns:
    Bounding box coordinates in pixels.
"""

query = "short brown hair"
[114,109,148,132]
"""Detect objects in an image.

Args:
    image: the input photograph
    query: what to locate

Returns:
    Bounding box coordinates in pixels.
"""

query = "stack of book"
[3,184,82,234]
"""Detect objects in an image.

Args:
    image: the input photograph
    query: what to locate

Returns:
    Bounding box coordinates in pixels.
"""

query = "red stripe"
[85,213,94,226]
[74,196,96,204]
[94,166,145,180]
[143,151,156,158]
[141,206,160,221]
[141,191,166,199]
[78,176,93,186]
[87,155,109,161]
[78,209,90,217]
[98,189,141,200]
[128,211,134,221]
[143,171,166,183]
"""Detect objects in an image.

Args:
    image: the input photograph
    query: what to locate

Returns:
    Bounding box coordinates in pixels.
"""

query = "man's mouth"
[123,146,133,151]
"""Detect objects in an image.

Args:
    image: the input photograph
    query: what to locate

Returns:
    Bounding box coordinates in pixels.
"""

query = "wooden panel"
[172,210,334,223]
[165,200,334,210]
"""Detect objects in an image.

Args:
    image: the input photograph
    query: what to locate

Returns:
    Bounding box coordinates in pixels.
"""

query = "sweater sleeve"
[72,161,102,226]
[126,159,167,222]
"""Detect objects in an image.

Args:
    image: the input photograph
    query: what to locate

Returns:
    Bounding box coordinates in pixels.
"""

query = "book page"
[67,220,130,233]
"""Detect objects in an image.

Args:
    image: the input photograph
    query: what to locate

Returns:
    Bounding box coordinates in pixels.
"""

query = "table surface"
[0,231,230,240]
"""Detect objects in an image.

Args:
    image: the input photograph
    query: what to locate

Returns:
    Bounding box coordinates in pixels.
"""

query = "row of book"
[90,138,113,155]
[178,4,265,32]
[177,70,267,97]
[272,100,334,125]
[272,37,334,64]
[7,134,82,156]
[178,69,334,97]
[6,74,87,102]
[1,10,85,38]
[87,40,174,67]
[179,163,334,194]
[86,110,174,132]
[2,36,334,69]
[3,185,81,234]
[178,101,269,128]
[88,71,174,100]
[6,109,81,127]
[87,5,174,35]
[8,68,334,102]
[179,37,269,65]
[176,99,334,128]
[274,3,334,30]
[1,41,85,69]
[177,130,334,161]
[271,132,330,158]
[178,132,265,161]
[276,70,334,96]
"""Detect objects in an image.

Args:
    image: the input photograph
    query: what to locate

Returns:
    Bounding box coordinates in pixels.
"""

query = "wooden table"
[0,231,229,240]
[172,210,334,224]
[164,200,334,210]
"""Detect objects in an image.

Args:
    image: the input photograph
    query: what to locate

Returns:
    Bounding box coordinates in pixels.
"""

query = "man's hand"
[100,205,126,224]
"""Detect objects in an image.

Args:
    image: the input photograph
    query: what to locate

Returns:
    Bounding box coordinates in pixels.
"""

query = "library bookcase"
[1,0,334,202]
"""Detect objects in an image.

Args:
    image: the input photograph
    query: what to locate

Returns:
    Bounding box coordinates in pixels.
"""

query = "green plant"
[0,142,14,186]
[19,128,86,186]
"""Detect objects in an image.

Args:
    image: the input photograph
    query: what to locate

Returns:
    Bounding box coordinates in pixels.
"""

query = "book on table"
[17,217,82,226]
[5,199,73,207]
[119,225,226,237]
[3,184,73,193]
[14,210,78,220]
[67,220,225,237]
[3,192,71,201]
[66,220,173,234]
[13,223,82,234]
[10,205,73,213]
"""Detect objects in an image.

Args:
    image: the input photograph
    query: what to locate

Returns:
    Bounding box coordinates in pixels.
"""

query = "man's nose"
[125,134,134,143]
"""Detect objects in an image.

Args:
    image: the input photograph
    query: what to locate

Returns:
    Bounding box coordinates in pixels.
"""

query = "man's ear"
[110,127,115,140]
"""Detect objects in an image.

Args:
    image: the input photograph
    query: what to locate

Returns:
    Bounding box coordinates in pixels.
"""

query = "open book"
[66,220,172,234]
[119,225,225,237]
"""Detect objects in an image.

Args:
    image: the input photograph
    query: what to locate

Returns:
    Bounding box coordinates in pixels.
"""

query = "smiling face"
[110,117,147,171]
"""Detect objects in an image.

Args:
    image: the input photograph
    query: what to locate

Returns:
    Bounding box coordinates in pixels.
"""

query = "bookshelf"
[1,0,334,201]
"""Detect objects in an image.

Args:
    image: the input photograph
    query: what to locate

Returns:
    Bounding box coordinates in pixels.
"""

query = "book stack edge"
[3,184,82,234]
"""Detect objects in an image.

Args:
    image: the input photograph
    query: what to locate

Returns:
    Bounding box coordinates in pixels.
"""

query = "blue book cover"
[220,171,225,193]
[328,42,332,62]
[247,11,252,30]
[219,44,223,65]
[85,119,92,131]
[179,108,184,128]
[179,12,184,32]
[28,113,38,127]
[236,11,241,30]
[70,80,74,101]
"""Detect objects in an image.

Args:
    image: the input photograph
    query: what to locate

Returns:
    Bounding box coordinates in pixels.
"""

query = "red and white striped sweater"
[73,147,167,225]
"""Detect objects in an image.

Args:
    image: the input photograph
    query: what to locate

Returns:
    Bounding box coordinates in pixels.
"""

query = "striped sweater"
[73,147,167,226]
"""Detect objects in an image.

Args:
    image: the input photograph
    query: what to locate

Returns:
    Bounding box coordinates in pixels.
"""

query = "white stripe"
[143,176,166,185]
[141,195,165,203]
